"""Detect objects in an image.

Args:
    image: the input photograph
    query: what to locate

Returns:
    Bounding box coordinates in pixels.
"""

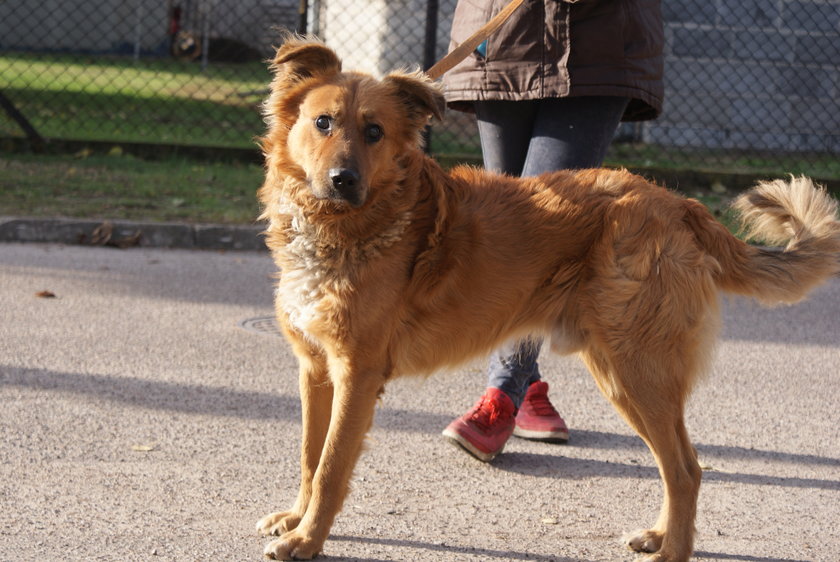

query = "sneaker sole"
[441,428,502,462]
[512,426,569,443]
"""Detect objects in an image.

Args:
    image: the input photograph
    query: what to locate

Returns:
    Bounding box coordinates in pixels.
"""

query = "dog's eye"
[315,115,332,133]
[365,124,383,143]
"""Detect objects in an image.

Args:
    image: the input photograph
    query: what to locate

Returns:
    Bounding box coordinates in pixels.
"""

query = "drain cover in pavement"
[239,315,283,338]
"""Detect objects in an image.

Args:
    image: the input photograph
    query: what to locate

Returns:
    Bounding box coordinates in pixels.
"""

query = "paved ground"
[1,242,838,562]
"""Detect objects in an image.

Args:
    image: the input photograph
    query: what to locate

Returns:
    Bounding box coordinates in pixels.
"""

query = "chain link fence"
[1,1,839,179]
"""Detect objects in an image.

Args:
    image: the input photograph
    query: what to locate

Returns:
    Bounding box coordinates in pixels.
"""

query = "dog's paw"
[263,530,322,560]
[636,552,686,562]
[256,511,302,536]
[623,528,663,554]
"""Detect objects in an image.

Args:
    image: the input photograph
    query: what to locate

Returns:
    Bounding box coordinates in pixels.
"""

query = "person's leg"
[486,336,542,405]
[508,95,632,387]
[444,96,630,459]
[476,95,631,179]
[442,101,543,461]
[522,95,630,176]
[474,99,539,175]
[489,96,631,404]
[474,100,545,407]
[503,96,632,444]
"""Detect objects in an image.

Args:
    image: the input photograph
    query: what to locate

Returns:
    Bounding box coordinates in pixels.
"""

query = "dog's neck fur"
[267,154,427,340]
[277,185,414,266]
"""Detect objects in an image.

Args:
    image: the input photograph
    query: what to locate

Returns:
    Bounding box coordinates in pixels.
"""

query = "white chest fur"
[275,213,332,340]
[273,198,413,340]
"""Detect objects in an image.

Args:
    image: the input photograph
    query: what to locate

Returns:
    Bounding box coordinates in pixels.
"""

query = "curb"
[0,216,267,251]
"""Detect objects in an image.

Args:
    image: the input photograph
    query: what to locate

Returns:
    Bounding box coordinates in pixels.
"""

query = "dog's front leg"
[257,347,332,537]
[263,364,383,560]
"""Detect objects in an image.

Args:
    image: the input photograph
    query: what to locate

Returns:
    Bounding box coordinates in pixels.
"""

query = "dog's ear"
[383,71,446,124]
[270,37,341,88]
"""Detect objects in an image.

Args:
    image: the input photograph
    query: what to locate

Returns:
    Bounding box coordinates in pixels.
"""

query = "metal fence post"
[298,0,309,34]
[422,0,439,153]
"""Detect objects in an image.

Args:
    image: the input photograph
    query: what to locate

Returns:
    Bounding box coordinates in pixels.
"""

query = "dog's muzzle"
[328,168,365,207]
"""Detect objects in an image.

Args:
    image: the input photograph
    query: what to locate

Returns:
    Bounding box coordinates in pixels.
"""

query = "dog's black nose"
[330,168,359,190]
[329,168,363,205]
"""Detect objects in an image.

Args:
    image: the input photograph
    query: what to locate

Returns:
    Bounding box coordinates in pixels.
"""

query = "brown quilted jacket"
[443,0,664,121]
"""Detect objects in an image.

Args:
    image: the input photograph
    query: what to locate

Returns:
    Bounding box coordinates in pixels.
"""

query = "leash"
[425,0,526,80]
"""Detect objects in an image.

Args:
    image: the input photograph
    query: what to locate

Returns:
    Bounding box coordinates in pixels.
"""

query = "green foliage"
[1,52,268,148]
[0,152,263,224]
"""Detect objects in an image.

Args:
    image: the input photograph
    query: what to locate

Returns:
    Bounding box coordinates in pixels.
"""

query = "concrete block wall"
[0,0,168,53]
[0,0,299,56]
[316,0,455,77]
[648,0,840,152]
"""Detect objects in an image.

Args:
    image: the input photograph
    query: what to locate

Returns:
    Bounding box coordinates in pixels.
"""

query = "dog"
[254,37,840,561]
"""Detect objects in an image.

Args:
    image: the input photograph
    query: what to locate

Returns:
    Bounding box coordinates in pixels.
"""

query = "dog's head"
[262,37,445,210]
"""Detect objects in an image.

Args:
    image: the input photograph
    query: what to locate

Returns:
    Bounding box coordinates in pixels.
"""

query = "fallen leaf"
[113,230,142,249]
[90,221,141,248]
[131,443,158,452]
[35,290,56,298]
[90,221,114,246]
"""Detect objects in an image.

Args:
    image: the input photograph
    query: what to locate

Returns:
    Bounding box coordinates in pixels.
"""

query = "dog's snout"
[330,168,359,190]
[328,168,364,206]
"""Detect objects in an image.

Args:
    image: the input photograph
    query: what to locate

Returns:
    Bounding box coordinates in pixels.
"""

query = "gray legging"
[475,96,630,408]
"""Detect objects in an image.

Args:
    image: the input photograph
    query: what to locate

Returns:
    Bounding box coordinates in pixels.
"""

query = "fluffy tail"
[690,176,840,305]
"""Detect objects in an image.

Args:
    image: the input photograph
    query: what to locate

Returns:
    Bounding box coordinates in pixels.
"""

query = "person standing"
[441,0,664,462]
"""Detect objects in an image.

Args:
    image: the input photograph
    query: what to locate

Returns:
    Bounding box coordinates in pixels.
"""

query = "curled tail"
[689,176,840,305]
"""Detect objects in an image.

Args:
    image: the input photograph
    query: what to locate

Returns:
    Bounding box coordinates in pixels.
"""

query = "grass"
[1,52,836,228]
[3,52,839,180]
[607,143,840,180]
[0,150,746,231]
[0,151,263,224]
[1,52,268,148]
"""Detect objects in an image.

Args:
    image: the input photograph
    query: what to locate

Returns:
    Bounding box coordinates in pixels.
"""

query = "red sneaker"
[513,381,569,443]
[442,387,516,462]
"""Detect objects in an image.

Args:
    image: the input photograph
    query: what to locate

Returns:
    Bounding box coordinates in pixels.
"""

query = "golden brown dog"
[255,37,840,561]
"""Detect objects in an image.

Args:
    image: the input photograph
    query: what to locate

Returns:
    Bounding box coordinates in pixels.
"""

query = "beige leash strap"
[425,0,526,80]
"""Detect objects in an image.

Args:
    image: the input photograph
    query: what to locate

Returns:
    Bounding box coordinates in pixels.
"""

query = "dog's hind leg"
[619,400,700,562]
[581,348,701,562]
[258,339,332,537]
[263,360,385,560]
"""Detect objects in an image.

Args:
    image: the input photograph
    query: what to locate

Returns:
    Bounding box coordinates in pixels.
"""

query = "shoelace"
[526,390,559,417]
[469,397,505,429]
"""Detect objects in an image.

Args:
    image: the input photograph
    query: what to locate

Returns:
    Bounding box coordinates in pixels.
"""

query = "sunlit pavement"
[2,242,838,561]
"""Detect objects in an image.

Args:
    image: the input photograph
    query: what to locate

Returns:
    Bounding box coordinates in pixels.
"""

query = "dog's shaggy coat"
[255,38,840,561]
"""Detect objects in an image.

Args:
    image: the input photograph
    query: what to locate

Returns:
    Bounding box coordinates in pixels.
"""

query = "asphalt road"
[1,242,838,561]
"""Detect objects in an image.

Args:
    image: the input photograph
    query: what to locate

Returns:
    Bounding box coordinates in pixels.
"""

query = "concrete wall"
[0,0,299,56]
[316,0,454,77]
[647,0,840,152]
[0,0,168,53]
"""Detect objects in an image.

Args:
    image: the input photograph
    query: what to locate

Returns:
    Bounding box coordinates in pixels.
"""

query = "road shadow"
[693,551,810,562]
[0,365,301,422]
[0,364,460,428]
[570,429,840,469]
[3,365,837,492]
[491,450,839,491]
[328,534,585,561]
